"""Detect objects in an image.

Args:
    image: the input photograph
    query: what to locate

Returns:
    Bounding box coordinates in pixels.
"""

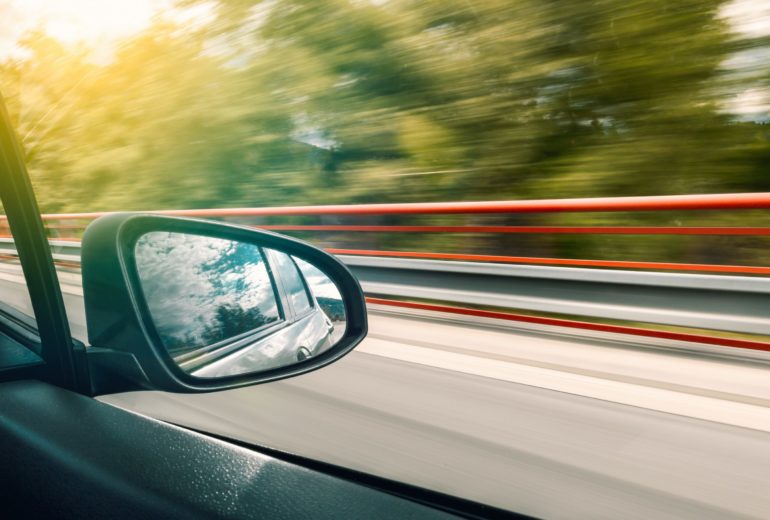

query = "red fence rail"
[9,191,768,275]
[366,298,770,353]
[27,192,770,219]
[2,192,770,349]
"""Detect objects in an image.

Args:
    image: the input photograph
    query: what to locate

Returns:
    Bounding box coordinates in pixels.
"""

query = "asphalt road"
[1,265,769,518]
[100,309,770,519]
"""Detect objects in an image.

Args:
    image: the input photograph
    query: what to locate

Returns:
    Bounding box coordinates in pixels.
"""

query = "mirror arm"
[86,347,152,395]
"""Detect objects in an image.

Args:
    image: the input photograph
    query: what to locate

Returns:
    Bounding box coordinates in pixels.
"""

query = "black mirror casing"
[81,213,367,394]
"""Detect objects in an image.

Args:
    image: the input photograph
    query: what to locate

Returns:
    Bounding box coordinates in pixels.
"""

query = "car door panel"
[0,379,460,520]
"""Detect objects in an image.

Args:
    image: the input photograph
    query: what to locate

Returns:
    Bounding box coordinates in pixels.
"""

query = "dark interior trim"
[0,379,467,520]
[184,426,532,520]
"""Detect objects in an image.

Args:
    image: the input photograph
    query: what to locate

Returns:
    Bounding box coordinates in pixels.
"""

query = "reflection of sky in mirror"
[293,257,342,301]
[135,232,279,350]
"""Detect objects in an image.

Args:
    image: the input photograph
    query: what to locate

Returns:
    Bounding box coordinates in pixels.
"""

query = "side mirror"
[81,213,367,393]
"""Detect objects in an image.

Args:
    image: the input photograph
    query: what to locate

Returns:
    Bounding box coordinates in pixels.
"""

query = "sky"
[0,0,214,62]
[718,0,770,119]
[720,0,770,37]
[0,0,768,117]
[2,0,769,57]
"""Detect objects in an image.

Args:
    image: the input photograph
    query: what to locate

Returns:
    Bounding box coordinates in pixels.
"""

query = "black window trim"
[0,92,88,392]
[266,249,315,321]
[288,254,316,319]
[264,248,298,322]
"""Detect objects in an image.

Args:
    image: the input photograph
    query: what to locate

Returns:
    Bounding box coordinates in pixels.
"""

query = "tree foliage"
[1,0,769,262]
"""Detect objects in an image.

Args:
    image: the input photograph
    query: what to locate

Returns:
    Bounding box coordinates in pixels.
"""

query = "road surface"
[1,264,769,518]
[101,308,770,519]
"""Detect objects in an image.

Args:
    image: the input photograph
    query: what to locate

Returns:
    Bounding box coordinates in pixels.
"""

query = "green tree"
[3,0,770,264]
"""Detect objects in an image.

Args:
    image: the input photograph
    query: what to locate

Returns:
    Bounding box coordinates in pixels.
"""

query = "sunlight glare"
[1,0,214,61]
[14,0,160,45]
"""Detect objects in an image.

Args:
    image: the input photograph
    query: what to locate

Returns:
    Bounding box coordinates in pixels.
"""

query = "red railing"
[30,192,770,219]
[2,192,769,350]
[365,298,770,352]
[15,192,770,275]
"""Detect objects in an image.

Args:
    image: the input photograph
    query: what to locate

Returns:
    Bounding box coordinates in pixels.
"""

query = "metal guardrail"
[0,238,81,264]
[2,238,768,337]
[341,255,770,336]
[2,193,770,351]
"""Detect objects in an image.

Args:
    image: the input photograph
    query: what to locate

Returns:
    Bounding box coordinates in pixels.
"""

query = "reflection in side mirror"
[134,232,346,379]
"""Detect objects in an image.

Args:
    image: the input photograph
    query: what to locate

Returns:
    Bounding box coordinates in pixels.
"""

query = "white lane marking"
[3,260,768,430]
[357,338,770,433]
[368,311,770,403]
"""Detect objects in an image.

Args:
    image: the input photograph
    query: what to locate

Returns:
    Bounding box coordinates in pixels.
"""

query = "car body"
[165,248,337,379]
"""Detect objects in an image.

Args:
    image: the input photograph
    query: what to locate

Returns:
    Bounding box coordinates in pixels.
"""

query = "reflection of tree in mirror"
[201,303,275,345]
[316,297,345,322]
[160,332,199,353]
[135,232,281,351]
[201,243,251,289]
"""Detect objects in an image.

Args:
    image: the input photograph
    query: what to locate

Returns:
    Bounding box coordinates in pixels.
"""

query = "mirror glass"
[134,231,346,378]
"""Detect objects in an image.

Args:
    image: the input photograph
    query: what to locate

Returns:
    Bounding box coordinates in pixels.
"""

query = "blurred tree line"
[1,0,770,263]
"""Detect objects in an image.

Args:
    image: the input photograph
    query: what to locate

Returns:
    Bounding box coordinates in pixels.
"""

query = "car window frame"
[265,249,315,321]
[288,254,316,318]
[0,91,86,391]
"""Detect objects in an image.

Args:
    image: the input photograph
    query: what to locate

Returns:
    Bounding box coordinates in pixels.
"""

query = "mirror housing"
[81,213,367,394]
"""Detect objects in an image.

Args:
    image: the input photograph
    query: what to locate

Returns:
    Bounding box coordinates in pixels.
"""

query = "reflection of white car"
[176,249,343,378]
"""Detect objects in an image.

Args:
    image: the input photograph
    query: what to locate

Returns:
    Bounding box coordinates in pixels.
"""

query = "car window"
[268,250,313,316]
[4,1,770,518]
[0,206,36,327]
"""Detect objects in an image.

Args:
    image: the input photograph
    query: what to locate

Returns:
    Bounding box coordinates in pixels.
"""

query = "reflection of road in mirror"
[134,232,347,379]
